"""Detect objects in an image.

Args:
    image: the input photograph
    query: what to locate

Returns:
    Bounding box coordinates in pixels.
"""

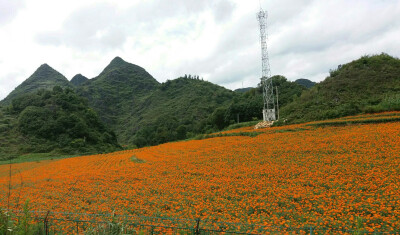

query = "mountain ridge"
[1,53,400,151]
[280,53,400,123]
[1,63,71,104]
[70,74,89,86]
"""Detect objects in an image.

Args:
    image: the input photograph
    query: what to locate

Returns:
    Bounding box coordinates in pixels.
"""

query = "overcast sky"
[1,0,400,100]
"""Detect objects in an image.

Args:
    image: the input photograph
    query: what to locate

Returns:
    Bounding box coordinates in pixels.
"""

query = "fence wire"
[3,209,399,234]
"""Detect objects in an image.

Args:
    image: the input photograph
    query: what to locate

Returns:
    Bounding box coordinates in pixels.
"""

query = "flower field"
[1,112,400,233]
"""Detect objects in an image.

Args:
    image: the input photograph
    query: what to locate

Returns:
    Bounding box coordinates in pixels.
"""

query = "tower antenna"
[257,8,276,121]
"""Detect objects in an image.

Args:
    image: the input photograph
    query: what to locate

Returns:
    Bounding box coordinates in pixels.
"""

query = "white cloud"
[0,0,400,100]
[0,0,25,24]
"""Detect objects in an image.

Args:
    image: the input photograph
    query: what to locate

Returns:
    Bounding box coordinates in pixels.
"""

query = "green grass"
[307,116,400,127]
[0,153,78,165]
[223,120,260,131]
[130,155,146,163]
[273,128,308,133]
[191,131,263,141]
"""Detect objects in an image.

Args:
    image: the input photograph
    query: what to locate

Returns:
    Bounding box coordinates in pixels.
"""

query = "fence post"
[309,226,313,235]
[195,218,201,235]
[44,210,50,235]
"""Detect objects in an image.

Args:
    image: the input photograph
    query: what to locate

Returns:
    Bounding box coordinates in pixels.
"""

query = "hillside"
[1,64,72,105]
[211,75,306,130]
[0,87,120,160]
[1,112,399,233]
[0,106,24,160]
[234,87,253,93]
[70,74,89,86]
[3,53,399,149]
[75,57,159,129]
[75,58,239,146]
[130,77,236,146]
[281,53,400,123]
[295,78,316,88]
[0,57,241,148]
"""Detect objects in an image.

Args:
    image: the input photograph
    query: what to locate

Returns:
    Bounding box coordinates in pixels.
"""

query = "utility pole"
[257,8,276,121]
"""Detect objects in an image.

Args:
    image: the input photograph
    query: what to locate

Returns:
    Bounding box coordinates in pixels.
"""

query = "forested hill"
[295,79,316,88]
[70,74,89,86]
[0,87,120,160]
[75,56,159,128]
[208,75,307,130]
[130,76,236,147]
[1,64,72,105]
[281,53,400,123]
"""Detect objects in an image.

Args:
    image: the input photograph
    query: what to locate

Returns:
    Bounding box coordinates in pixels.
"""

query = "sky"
[0,0,400,100]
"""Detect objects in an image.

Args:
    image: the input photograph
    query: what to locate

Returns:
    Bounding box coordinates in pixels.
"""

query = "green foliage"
[70,74,89,86]
[90,73,236,147]
[1,87,120,156]
[234,87,253,93]
[0,153,78,165]
[1,64,72,105]
[281,53,400,123]
[307,116,400,127]
[223,120,260,131]
[75,57,160,139]
[208,75,306,131]
[294,78,316,88]
[0,209,9,234]
[0,201,42,235]
[210,108,229,130]
[191,131,262,141]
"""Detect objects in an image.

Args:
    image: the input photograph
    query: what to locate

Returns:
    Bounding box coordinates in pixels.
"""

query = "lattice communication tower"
[257,9,276,121]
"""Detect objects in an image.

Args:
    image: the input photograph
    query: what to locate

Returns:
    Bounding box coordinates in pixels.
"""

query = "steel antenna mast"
[257,7,276,121]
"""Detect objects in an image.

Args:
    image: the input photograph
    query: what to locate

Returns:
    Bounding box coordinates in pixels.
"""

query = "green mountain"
[70,74,89,86]
[281,53,400,123]
[234,87,253,93]
[75,57,160,141]
[295,78,316,88]
[3,53,399,153]
[1,64,72,105]
[0,87,119,160]
[130,77,236,146]
[75,57,237,146]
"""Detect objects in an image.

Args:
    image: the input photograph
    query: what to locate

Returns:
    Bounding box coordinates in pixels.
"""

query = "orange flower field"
[1,112,400,233]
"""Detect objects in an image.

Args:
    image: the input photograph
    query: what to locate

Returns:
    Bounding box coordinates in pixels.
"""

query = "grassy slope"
[281,53,400,123]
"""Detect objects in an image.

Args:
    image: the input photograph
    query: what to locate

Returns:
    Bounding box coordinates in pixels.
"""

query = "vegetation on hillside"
[0,87,119,159]
[0,64,72,105]
[281,53,400,123]
[70,74,89,86]
[131,76,236,147]
[295,78,316,88]
[234,87,253,93]
[74,57,238,147]
[75,57,160,139]
[2,53,400,151]
[208,75,306,130]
